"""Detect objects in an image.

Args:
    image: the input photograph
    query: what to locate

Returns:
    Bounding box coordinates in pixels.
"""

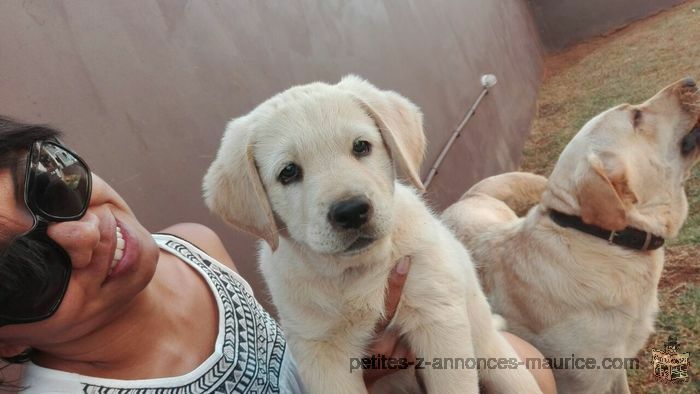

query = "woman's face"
[0,159,160,351]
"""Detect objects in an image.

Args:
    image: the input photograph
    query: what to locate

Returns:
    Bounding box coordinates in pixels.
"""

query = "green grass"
[521,2,700,392]
[628,285,700,393]
[676,166,700,245]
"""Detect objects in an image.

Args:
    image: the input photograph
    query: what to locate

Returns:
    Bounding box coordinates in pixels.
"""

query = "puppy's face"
[544,78,700,237]
[253,91,396,255]
[203,76,425,255]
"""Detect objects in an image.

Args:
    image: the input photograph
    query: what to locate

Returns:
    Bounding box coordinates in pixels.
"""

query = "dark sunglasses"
[0,139,91,326]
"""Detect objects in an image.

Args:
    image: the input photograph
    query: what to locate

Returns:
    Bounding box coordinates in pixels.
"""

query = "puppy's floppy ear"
[337,75,426,191]
[576,153,637,231]
[203,117,279,250]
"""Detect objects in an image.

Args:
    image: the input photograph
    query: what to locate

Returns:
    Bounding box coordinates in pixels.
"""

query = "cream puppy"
[442,78,700,393]
[203,76,541,393]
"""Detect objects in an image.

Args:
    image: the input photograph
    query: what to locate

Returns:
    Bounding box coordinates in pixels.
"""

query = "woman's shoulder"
[157,223,238,273]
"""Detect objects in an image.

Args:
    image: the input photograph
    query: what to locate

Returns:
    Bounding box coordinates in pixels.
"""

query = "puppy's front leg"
[609,370,631,394]
[290,337,368,394]
[466,289,542,393]
[405,316,479,394]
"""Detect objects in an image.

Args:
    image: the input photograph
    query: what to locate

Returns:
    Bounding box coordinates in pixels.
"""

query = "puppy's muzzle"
[328,196,372,230]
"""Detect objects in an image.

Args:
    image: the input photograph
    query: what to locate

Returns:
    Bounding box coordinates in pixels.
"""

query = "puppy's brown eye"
[352,140,371,157]
[633,109,642,127]
[278,163,302,185]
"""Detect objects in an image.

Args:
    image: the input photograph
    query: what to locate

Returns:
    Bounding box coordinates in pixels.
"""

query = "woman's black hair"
[0,116,61,169]
[0,116,61,370]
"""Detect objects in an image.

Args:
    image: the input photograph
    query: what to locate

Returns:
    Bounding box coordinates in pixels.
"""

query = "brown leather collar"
[548,210,665,251]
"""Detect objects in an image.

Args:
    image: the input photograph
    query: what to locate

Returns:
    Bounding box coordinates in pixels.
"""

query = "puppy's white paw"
[491,313,507,331]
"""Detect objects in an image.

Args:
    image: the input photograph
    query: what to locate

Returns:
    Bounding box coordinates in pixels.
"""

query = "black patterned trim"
[81,234,286,394]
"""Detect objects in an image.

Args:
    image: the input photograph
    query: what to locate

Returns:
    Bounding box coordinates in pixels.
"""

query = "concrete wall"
[0,0,542,349]
[529,0,686,52]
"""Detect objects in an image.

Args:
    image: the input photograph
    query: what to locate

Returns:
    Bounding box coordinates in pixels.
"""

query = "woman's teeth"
[109,226,125,275]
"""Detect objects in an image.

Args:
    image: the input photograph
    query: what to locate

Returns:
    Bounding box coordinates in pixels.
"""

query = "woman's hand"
[363,256,414,388]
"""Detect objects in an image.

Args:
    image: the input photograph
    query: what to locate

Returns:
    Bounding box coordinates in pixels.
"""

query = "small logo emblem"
[651,335,690,384]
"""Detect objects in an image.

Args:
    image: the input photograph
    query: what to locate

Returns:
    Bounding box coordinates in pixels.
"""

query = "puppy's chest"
[594,256,662,306]
[263,247,388,320]
[546,244,664,305]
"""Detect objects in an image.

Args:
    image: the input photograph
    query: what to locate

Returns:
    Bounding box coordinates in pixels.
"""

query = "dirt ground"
[663,246,700,291]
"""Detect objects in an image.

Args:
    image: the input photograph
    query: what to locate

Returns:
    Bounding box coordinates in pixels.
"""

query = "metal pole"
[423,74,497,188]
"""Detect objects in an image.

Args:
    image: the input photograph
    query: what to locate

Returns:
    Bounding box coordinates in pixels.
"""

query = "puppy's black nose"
[682,77,696,88]
[328,197,372,229]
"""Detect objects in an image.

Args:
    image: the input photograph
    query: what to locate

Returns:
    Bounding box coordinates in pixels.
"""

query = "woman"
[0,117,554,393]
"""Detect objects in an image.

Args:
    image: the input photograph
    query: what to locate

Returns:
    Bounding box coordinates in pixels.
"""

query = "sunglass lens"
[0,233,71,321]
[29,142,90,219]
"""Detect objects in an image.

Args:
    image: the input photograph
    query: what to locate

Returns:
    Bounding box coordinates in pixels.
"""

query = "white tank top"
[20,233,305,393]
